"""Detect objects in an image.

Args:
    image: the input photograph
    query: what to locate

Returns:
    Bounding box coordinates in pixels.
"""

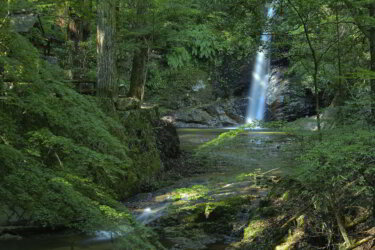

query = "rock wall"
[265,67,316,121]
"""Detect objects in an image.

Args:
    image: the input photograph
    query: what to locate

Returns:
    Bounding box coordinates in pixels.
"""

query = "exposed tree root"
[346,213,370,230]
[344,235,375,250]
[281,206,309,229]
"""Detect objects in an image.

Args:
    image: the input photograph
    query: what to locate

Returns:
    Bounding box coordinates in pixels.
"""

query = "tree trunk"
[67,0,92,79]
[332,3,345,107]
[126,0,151,102]
[127,46,149,101]
[96,0,117,98]
[369,3,375,122]
[313,66,321,131]
[288,0,321,131]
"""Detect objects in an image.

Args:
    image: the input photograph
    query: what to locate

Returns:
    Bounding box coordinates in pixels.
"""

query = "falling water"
[246,7,274,124]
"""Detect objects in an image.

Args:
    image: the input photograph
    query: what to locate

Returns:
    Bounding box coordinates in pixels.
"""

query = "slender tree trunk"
[288,0,321,131]
[313,64,321,131]
[127,1,150,102]
[96,0,117,98]
[127,46,149,101]
[369,3,375,122]
[332,3,345,107]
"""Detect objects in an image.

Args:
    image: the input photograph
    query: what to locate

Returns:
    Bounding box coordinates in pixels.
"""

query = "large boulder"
[153,117,180,170]
[174,108,214,128]
[121,106,181,178]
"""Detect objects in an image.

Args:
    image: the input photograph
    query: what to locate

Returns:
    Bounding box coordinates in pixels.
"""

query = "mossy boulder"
[154,118,180,169]
[121,108,163,191]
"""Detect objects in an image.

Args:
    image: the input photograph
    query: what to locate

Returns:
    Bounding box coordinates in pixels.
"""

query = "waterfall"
[246,7,274,124]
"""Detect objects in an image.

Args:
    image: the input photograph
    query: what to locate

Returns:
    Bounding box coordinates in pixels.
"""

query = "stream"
[0,128,295,250]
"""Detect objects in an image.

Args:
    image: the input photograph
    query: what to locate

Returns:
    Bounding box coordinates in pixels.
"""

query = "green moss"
[173,185,209,201]
[243,219,269,242]
[121,108,163,191]
[275,228,304,250]
[281,191,291,201]
[198,128,245,150]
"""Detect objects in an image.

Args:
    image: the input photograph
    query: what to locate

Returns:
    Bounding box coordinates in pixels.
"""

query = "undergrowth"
[0,29,163,248]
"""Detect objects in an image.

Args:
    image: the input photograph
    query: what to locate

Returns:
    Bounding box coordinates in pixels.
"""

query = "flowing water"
[0,128,295,249]
[246,7,274,123]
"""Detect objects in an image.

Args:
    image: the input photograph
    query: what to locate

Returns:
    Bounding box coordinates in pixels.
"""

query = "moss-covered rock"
[120,108,164,192]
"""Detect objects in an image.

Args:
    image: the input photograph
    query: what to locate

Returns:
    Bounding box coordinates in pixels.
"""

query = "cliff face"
[265,66,316,121]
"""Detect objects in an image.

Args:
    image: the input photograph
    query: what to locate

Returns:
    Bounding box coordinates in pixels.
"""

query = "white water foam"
[246,7,274,124]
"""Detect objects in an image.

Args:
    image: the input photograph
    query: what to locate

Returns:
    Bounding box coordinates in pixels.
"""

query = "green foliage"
[188,25,218,60]
[0,28,161,233]
[0,77,136,229]
[1,32,40,82]
[284,125,375,245]
[166,47,191,68]
[59,39,97,77]
[146,65,210,112]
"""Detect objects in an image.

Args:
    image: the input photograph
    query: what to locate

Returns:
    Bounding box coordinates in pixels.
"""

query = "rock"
[212,59,252,98]
[154,117,180,169]
[192,80,206,92]
[116,97,141,111]
[170,97,247,128]
[175,108,212,127]
[265,67,315,121]
[120,106,181,183]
